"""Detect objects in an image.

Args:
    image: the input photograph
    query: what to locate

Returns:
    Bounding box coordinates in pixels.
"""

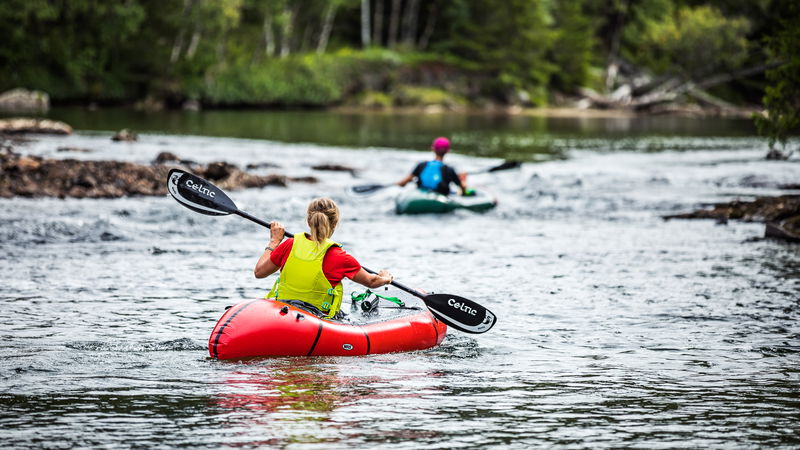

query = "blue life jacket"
[418,160,444,192]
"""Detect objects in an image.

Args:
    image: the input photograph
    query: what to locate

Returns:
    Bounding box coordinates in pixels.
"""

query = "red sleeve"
[269,238,293,267]
[322,247,361,286]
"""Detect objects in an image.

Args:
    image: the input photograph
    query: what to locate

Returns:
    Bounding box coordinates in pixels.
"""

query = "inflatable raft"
[209,290,447,360]
[395,188,497,214]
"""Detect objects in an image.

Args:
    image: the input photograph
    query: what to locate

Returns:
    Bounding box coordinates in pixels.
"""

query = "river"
[1,109,799,448]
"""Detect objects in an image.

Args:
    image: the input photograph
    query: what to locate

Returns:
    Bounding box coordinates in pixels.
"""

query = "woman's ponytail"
[307,197,340,244]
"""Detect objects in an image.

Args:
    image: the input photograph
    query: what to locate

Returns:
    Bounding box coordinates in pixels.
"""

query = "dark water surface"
[2,111,799,448]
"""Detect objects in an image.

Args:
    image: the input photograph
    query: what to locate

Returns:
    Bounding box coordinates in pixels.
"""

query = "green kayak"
[395,188,497,215]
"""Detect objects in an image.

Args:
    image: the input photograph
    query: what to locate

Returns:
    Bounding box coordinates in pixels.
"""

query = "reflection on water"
[31,107,761,159]
[1,127,799,447]
[218,360,344,415]
[215,358,445,447]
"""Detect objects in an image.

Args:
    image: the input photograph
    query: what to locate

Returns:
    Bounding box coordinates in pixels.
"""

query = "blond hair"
[307,197,340,244]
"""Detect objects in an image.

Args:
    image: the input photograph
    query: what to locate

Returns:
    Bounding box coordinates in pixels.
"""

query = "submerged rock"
[153,151,197,166]
[57,147,93,153]
[246,162,281,170]
[311,164,358,176]
[112,129,138,142]
[0,148,314,199]
[0,118,72,135]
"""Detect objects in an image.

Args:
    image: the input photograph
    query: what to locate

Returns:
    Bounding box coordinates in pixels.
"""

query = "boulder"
[112,129,138,142]
[0,88,49,113]
[0,118,72,135]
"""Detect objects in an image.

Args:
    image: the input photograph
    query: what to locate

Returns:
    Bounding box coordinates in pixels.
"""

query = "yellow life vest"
[267,233,343,318]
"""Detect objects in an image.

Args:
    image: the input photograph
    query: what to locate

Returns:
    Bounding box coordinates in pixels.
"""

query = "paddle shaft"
[353,160,519,194]
[234,210,426,299]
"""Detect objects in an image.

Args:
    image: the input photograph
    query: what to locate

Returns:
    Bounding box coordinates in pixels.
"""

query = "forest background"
[1,0,797,153]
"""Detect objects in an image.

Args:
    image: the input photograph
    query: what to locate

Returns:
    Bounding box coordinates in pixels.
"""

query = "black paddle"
[351,160,522,194]
[167,169,496,334]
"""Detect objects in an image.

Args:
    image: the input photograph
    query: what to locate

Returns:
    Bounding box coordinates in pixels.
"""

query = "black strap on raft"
[281,300,328,318]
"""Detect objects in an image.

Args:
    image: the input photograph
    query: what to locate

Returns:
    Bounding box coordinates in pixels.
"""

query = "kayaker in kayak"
[396,137,473,196]
[254,197,393,319]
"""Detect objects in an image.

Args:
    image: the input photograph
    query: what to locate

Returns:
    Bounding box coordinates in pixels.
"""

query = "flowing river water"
[1,110,799,447]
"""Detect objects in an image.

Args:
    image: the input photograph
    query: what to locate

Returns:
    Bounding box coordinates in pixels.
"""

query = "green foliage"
[352,90,393,109]
[626,5,751,78]
[549,0,597,93]
[393,85,467,108]
[438,0,555,104]
[754,1,800,156]
[0,0,790,110]
[202,50,401,106]
[0,0,149,99]
[203,58,341,106]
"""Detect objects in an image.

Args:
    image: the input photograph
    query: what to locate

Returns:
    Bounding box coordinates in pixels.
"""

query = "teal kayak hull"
[395,189,497,215]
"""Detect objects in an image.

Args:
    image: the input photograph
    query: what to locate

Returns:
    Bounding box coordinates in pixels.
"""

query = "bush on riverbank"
[201,49,401,107]
[198,49,480,109]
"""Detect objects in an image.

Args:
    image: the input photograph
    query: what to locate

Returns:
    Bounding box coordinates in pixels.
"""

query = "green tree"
[0,0,148,99]
[439,0,555,104]
[549,0,598,93]
[625,5,751,79]
[754,1,800,159]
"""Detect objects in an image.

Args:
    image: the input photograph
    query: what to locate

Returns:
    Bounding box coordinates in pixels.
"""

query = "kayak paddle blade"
[352,183,390,194]
[422,293,497,334]
[487,160,521,172]
[167,169,238,216]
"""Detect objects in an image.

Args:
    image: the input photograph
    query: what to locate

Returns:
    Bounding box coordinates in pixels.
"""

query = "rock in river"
[0,148,314,199]
[0,118,72,135]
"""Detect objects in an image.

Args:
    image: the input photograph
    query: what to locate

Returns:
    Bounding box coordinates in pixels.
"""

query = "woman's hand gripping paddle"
[167,169,497,334]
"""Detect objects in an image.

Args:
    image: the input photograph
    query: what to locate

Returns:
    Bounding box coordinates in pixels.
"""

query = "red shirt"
[270,237,361,286]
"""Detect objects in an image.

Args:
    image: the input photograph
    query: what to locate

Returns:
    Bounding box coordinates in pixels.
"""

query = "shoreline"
[14,103,758,121]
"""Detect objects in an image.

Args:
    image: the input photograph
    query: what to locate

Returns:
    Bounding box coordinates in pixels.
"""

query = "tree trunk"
[417,4,436,50]
[317,3,337,54]
[361,0,371,47]
[686,86,734,110]
[216,28,227,61]
[604,0,631,92]
[263,10,275,56]
[300,24,313,52]
[388,0,402,48]
[280,5,297,57]
[372,0,384,46]
[401,0,419,47]
[696,61,785,90]
[186,27,202,59]
[170,0,198,64]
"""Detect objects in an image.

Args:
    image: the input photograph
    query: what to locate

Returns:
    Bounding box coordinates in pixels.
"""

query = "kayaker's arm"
[352,267,393,288]
[396,173,414,187]
[254,221,285,278]
[456,171,469,195]
[254,253,279,278]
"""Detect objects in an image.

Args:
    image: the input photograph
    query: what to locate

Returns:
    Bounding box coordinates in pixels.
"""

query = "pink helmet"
[432,137,450,155]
